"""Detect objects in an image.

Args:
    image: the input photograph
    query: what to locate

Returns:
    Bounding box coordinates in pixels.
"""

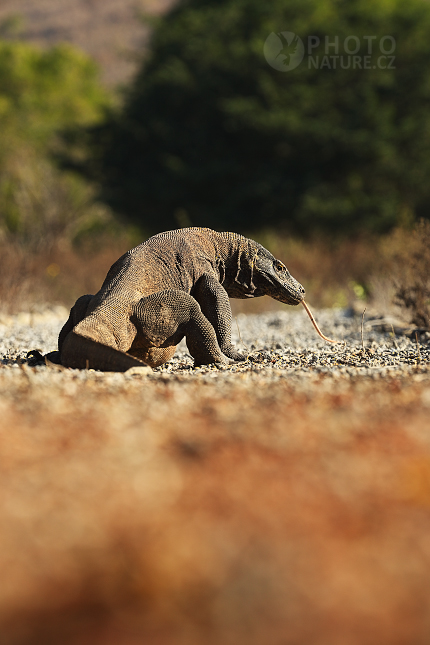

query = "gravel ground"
[1,305,429,381]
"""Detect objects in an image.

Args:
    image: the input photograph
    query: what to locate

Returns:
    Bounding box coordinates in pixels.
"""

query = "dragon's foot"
[193,355,234,368]
[221,345,247,362]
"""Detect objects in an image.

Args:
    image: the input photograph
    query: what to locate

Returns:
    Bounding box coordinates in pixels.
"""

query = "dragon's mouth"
[265,272,305,304]
[284,282,305,305]
[275,290,305,306]
[290,290,305,304]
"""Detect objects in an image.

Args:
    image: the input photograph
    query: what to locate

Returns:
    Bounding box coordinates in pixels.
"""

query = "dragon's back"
[90,228,219,314]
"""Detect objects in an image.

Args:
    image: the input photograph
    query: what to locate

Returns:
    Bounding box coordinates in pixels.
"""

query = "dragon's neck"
[211,231,261,295]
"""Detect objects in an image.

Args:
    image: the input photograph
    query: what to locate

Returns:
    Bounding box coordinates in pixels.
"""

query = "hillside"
[0,0,174,85]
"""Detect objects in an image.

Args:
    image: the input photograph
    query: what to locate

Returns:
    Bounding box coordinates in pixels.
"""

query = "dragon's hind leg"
[60,290,231,371]
[131,290,231,367]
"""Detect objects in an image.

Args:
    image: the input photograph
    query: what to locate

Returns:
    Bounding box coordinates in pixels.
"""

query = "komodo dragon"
[55,228,306,371]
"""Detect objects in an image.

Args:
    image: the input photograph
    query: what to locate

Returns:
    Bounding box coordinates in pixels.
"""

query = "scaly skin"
[58,228,305,371]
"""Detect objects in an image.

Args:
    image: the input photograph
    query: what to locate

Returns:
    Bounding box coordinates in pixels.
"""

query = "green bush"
[0,41,111,248]
[92,0,430,235]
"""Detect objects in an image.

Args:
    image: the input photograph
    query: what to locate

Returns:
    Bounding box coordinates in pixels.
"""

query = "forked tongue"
[301,300,341,344]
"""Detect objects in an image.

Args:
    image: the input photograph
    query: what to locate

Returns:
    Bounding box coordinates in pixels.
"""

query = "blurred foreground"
[0,366,430,645]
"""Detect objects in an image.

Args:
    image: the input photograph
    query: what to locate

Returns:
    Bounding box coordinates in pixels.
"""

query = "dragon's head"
[251,246,305,305]
[223,238,305,305]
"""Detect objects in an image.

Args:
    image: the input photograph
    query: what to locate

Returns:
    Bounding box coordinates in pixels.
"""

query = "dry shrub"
[389,220,430,328]
[0,234,137,315]
[0,371,430,644]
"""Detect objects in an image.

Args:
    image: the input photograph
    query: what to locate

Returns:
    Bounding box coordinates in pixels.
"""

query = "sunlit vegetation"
[0,41,112,250]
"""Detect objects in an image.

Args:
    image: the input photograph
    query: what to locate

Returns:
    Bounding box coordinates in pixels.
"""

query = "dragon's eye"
[275,262,285,271]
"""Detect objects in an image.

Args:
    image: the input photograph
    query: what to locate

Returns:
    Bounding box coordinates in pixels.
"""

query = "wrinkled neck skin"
[211,231,305,305]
